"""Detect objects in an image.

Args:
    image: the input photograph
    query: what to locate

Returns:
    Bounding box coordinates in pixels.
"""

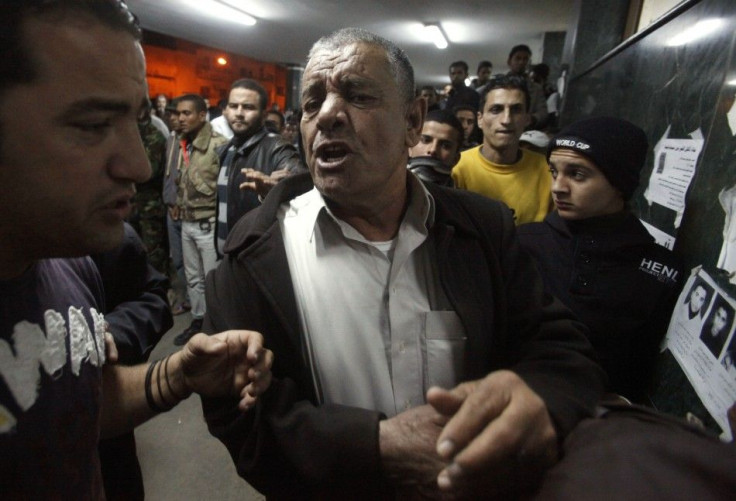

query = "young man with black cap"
[517,116,683,403]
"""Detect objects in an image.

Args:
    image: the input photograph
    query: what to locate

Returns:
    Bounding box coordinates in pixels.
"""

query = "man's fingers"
[252,348,274,374]
[270,169,289,181]
[426,386,465,416]
[436,374,558,493]
[449,401,528,471]
[243,331,266,361]
[248,369,273,396]
[435,376,510,460]
[238,371,273,411]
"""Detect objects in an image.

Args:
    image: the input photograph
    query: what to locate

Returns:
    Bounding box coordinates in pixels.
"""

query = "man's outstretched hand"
[178,330,273,411]
[240,168,290,199]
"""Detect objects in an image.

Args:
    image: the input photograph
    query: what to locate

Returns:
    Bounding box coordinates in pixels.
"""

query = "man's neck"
[480,143,521,165]
[185,125,204,143]
[325,173,409,242]
[232,128,260,148]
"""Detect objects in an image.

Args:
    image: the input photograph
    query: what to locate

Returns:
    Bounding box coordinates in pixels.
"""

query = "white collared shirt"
[278,175,466,416]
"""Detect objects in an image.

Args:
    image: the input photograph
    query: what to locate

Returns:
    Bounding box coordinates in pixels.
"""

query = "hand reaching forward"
[177,330,273,411]
[426,370,558,497]
[240,168,290,198]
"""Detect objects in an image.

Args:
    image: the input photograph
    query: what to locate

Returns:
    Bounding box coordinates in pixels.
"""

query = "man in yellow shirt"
[452,75,552,224]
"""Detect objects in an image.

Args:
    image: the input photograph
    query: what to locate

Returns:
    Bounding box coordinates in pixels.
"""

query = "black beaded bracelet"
[144,359,168,413]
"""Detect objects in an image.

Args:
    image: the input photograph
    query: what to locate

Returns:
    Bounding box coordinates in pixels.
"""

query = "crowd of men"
[2,1,736,500]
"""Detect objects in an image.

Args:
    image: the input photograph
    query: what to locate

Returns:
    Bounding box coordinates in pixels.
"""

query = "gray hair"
[307,27,415,104]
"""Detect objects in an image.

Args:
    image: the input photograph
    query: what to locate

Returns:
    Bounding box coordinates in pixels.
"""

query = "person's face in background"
[156,94,167,111]
[508,50,531,75]
[168,109,181,133]
[419,88,438,108]
[548,149,624,220]
[455,109,476,142]
[477,87,529,153]
[224,87,265,139]
[177,100,206,138]
[408,120,461,169]
[265,111,284,133]
[477,66,492,86]
[689,285,707,315]
[449,65,468,87]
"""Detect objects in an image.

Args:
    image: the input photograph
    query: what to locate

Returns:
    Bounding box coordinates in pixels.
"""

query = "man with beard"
[215,78,304,256]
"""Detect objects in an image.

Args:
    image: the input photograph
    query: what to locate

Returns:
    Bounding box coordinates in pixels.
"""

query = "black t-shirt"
[0,258,107,498]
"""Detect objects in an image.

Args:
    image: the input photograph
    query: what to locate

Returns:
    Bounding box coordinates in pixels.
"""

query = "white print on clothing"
[0,307,106,414]
[639,258,679,284]
[554,138,591,150]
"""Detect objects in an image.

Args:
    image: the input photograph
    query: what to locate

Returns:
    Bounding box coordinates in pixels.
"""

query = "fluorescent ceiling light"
[666,18,723,47]
[424,24,448,49]
[183,0,257,26]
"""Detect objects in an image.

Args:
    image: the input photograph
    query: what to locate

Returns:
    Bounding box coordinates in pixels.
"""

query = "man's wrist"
[166,351,194,401]
[143,352,194,414]
[378,419,401,482]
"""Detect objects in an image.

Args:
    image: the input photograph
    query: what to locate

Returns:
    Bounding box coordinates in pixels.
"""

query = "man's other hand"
[379,404,450,492]
[426,370,558,497]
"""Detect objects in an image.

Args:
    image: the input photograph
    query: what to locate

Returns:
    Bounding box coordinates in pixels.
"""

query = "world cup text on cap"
[555,139,591,150]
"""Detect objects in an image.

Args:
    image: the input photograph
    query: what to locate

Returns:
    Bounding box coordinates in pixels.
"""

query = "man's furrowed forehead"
[303,43,391,90]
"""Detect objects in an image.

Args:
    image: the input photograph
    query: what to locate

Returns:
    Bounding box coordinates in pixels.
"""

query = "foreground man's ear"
[405,97,426,148]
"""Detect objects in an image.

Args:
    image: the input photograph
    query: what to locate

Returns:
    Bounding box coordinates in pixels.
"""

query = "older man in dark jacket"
[201,28,604,500]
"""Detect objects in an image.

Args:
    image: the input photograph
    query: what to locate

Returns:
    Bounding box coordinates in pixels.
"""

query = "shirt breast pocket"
[423,311,466,391]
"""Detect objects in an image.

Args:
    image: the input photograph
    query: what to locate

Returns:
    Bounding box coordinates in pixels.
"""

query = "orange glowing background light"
[217,57,228,66]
